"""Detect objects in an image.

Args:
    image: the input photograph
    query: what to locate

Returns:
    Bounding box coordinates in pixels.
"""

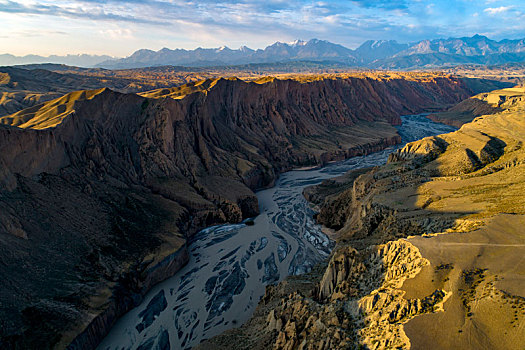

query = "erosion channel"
[98,114,456,350]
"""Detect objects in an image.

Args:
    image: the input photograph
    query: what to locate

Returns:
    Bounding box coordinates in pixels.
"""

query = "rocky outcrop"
[263,240,449,350]
[0,74,507,349]
[202,240,450,350]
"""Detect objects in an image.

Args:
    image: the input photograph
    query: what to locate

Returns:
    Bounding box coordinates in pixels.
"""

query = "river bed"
[98,114,456,350]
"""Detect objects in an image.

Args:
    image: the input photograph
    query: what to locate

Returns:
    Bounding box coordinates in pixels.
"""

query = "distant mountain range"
[0,53,115,68]
[97,35,525,69]
[2,35,525,70]
[99,39,357,69]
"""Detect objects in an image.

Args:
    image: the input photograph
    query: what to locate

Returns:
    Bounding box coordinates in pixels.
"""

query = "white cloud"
[484,6,514,14]
[1,0,525,56]
[100,28,134,39]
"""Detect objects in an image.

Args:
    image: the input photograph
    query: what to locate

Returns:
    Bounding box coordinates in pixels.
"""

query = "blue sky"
[1,0,524,56]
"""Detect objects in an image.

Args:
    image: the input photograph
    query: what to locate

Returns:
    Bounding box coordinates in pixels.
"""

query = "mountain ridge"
[0,53,114,68]
[97,35,525,69]
[4,35,524,70]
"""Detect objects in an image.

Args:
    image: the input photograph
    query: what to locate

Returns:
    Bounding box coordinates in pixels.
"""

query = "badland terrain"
[200,86,525,350]
[0,48,523,350]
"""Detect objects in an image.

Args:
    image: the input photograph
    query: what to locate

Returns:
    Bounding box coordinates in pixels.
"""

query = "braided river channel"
[98,114,456,350]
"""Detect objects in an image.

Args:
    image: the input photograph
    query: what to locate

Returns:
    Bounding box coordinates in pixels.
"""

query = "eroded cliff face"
[262,240,449,350]
[200,87,525,350]
[0,75,505,349]
[198,240,450,350]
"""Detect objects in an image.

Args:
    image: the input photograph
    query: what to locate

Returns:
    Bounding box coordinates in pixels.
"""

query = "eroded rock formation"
[0,74,506,348]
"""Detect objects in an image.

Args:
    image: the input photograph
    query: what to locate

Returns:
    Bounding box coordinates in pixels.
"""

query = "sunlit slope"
[139,77,241,99]
[429,86,525,127]
[385,88,525,349]
[0,88,107,129]
[326,86,525,349]
[387,98,525,218]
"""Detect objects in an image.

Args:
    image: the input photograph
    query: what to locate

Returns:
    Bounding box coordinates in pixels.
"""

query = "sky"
[1,0,524,57]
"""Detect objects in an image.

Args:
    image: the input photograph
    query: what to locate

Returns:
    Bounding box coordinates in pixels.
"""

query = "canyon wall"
[0,75,506,349]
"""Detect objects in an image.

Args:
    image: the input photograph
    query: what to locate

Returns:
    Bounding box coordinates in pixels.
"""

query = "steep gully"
[98,115,455,349]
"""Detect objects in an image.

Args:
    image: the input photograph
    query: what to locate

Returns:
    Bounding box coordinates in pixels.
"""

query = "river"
[98,114,456,350]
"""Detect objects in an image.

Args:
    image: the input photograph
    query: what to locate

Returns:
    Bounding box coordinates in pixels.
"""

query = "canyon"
[98,114,456,350]
[200,87,525,349]
[0,72,517,349]
[3,1,524,349]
